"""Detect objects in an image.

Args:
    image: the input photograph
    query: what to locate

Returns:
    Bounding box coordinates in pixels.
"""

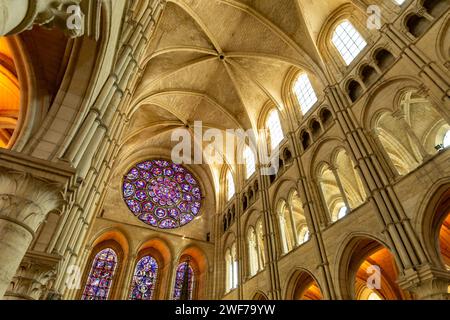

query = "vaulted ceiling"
[117,0,350,199]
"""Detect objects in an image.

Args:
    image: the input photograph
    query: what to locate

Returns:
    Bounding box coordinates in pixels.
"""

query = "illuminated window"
[82,248,118,300]
[368,292,382,300]
[303,229,310,243]
[279,214,288,253]
[332,20,367,65]
[226,243,238,291]
[256,219,266,270]
[247,227,258,277]
[293,73,318,114]
[129,256,158,300]
[122,159,202,229]
[231,243,238,289]
[278,202,295,254]
[226,170,235,201]
[172,261,195,300]
[337,206,348,220]
[243,145,256,179]
[299,226,310,244]
[225,249,232,291]
[266,109,284,150]
[443,130,450,148]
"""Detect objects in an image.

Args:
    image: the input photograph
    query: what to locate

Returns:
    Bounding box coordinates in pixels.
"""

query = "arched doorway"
[419,185,450,296]
[252,291,268,300]
[434,188,450,271]
[288,270,322,300]
[438,204,450,294]
[428,187,450,293]
[339,237,410,300]
[439,211,450,270]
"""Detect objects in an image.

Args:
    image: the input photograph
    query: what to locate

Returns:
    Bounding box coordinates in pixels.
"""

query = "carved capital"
[4,252,61,300]
[0,168,65,234]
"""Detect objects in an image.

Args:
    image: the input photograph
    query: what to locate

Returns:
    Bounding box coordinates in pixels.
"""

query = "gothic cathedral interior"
[0,0,449,301]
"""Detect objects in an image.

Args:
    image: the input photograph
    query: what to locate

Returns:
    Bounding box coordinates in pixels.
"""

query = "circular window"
[122,159,202,229]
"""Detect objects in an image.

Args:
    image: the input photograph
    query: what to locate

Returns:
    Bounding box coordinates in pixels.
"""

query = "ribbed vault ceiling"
[118,0,345,197]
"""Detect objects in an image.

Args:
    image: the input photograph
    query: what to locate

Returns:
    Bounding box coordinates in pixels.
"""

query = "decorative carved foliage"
[6,253,59,300]
[0,168,64,232]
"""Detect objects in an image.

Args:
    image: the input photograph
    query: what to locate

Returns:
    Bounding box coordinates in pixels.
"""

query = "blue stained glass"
[181,184,192,192]
[127,168,139,180]
[123,183,134,197]
[140,170,151,181]
[142,202,154,212]
[126,199,141,214]
[135,180,146,189]
[164,168,174,176]
[172,262,194,300]
[129,256,159,300]
[82,248,118,300]
[155,208,166,218]
[137,161,152,170]
[180,214,194,225]
[160,219,177,229]
[169,208,179,218]
[123,160,202,229]
[135,190,148,201]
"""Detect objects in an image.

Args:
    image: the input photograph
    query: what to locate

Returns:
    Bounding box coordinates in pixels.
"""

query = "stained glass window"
[122,159,202,229]
[129,256,159,300]
[172,262,195,300]
[82,248,117,300]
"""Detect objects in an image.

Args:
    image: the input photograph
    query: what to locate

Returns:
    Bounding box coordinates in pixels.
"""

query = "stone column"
[392,109,431,163]
[257,170,282,299]
[0,169,64,298]
[330,165,352,211]
[285,130,336,299]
